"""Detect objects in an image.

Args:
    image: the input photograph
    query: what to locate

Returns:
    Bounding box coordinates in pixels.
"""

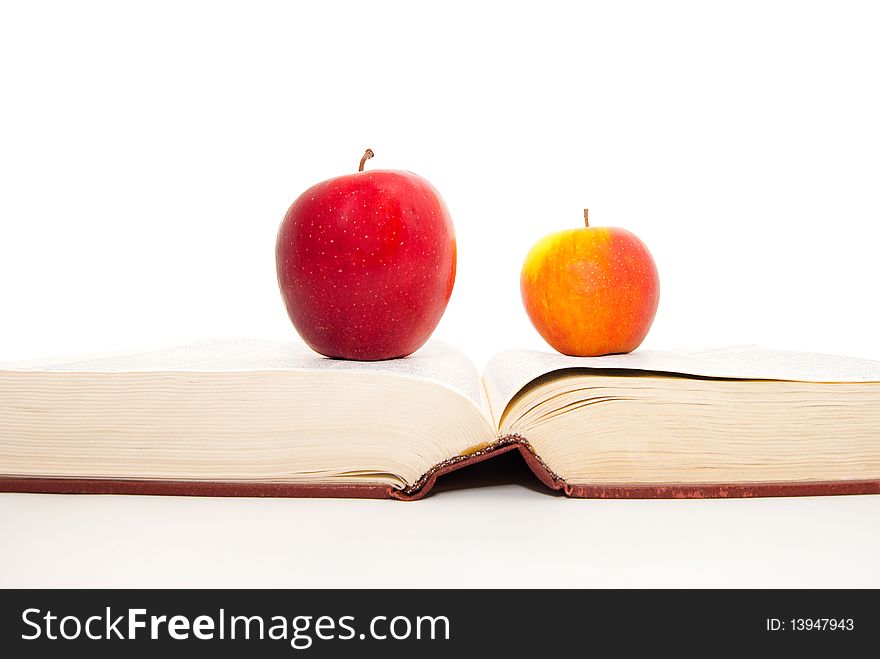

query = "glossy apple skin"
[521,227,659,356]
[276,169,456,360]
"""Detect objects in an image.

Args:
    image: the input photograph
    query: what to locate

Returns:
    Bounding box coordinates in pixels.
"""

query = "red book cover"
[3,436,879,500]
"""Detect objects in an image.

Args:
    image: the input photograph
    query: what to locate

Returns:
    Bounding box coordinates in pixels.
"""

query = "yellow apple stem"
[359,148,374,172]
[584,209,589,227]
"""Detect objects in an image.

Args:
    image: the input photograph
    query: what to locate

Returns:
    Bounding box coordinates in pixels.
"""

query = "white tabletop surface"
[2,466,878,588]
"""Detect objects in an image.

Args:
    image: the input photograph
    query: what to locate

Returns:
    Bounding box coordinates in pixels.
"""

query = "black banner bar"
[1,589,876,657]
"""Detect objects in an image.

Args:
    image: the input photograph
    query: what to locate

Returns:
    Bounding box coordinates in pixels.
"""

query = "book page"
[1,339,488,412]
[484,346,880,424]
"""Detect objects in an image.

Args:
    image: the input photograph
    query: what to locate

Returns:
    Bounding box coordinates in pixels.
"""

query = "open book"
[1,340,879,499]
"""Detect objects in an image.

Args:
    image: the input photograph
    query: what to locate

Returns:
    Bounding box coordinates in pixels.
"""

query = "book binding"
[2,436,879,500]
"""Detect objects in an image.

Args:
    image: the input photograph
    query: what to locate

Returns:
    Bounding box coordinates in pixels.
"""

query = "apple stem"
[584,209,589,227]
[359,149,374,172]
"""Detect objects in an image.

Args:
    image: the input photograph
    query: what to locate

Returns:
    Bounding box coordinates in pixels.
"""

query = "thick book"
[1,340,879,500]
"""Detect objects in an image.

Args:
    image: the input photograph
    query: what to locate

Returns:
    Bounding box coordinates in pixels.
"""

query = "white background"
[1,1,879,587]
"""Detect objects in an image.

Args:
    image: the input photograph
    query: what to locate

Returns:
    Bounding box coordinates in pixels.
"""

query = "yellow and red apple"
[521,210,659,356]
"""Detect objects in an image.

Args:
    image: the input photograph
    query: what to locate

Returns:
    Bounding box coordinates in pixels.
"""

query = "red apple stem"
[359,149,374,172]
[584,209,589,227]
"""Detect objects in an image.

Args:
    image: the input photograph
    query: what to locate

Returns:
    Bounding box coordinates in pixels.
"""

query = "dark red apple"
[276,150,456,360]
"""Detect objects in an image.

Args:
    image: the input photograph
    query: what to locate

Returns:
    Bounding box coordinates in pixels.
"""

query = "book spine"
[389,436,566,501]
